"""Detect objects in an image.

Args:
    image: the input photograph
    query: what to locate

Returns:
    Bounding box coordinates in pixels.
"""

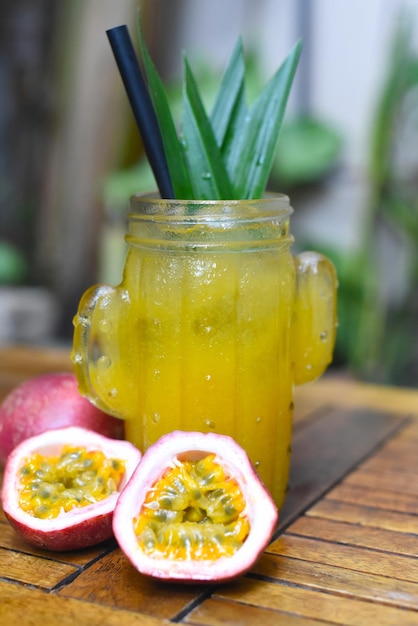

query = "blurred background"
[1,0,418,387]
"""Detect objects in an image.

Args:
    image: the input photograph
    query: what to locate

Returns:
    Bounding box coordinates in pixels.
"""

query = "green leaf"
[135,15,301,200]
[181,56,234,199]
[223,40,302,198]
[220,88,250,195]
[210,38,246,148]
[137,21,193,198]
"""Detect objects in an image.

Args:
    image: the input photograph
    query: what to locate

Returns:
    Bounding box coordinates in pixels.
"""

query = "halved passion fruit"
[1,426,141,551]
[112,431,278,582]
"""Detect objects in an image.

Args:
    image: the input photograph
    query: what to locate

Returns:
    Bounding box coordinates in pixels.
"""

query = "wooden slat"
[278,406,405,531]
[213,577,418,626]
[360,446,418,473]
[267,534,418,583]
[326,483,418,514]
[0,581,174,626]
[379,438,418,459]
[307,499,418,534]
[344,468,418,496]
[361,453,418,474]
[252,552,418,610]
[0,346,72,375]
[287,516,418,556]
[294,376,418,418]
[58,548,206,620]
[0,346,73,402]
[394,419,418,440]
[184,596,332,625]
[0,546,78,589]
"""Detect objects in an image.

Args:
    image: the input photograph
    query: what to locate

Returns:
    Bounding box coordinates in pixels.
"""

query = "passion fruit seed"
[18,445,126,520]
[134,453,250,560]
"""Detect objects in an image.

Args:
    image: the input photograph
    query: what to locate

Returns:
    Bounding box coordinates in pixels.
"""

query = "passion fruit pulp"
[1,426,141,551]
[113,431,278,582]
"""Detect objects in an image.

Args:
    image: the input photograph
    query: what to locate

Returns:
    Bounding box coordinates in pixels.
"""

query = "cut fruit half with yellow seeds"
[1,426,141,551]
[112,431,278,582]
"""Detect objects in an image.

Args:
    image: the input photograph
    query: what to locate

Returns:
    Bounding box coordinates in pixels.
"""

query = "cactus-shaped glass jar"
[72,194,337,507]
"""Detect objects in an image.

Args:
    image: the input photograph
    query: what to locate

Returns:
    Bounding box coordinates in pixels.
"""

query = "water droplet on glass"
[97,355,111,370]
[201,172,212,181]
[204,419,215,429]
[320,331,328,341]
[152,413,160,425]
[99,320,112,334]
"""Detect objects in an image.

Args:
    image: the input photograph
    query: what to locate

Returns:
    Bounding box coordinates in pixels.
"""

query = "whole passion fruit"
[0,373,124,465]
[113,431,278,583]
[1,426,141,551]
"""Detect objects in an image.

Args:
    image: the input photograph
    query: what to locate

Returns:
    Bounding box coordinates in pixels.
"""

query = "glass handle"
[71,284,122,415]
[291,252,338,385]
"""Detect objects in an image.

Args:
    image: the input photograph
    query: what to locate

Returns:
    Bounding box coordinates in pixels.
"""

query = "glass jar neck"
[126,194,294,250]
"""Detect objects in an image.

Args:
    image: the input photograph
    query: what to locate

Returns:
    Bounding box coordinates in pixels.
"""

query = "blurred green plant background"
[304,14,418,386]
[1,2,417,387]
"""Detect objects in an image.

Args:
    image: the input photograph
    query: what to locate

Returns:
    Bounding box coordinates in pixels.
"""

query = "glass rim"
[129,191,293,221]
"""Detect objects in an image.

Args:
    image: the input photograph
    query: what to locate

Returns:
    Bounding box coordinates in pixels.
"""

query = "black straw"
[106,25,175,199]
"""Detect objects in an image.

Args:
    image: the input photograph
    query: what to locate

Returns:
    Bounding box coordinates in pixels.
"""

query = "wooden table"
[1,346,418,625]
